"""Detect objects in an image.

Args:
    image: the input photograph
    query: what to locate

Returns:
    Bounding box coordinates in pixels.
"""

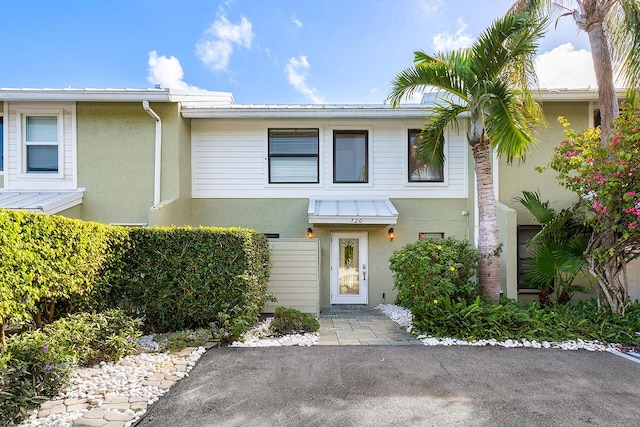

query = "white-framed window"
[19,111,63,176]
[333,130,369,183]
[268,128,319,183]
[408,129,444,182]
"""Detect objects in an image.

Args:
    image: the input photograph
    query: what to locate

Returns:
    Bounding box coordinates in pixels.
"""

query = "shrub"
[0,310,140,426]
[0,209,130,346]
[0,330,75,426]
[109,227,272,339]
[389,237,479,308]
[270,307,320,335]
[410,297,640,345]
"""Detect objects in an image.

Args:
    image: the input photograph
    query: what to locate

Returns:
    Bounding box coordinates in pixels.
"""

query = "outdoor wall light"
[388,228,394,241]
[307,228,314,238]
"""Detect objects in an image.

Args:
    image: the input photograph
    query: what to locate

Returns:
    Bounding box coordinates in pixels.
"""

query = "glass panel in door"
[338,238,360,295]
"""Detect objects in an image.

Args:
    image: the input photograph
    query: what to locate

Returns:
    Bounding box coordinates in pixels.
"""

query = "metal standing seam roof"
[0,190,84,214]
[308,198,399,225]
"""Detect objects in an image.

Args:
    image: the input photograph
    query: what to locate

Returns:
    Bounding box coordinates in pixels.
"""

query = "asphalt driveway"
[137,346,640,426]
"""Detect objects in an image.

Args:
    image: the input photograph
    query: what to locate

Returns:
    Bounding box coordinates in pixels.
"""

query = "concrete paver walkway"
[318,305,422,345]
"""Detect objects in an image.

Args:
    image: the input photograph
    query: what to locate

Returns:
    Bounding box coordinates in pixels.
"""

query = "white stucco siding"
[192,118,468,198]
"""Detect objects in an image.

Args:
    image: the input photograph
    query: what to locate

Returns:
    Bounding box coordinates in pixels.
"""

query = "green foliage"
[548,109,640,248]
[516,191,592,304]
[154,328,219,352]
[110,227,272,338]
[270,307,320,335]
[543,106,640,313]
[0,310,140,426]
[389,237,479,307]
[410,297,640,345]
[0,209,130,338]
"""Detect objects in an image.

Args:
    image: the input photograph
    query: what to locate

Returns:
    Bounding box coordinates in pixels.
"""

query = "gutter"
[142,101,162,206]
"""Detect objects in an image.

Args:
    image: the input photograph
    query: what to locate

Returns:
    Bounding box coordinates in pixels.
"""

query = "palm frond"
[388,51,469,107]
[610,0,640,91]
[469,13,547,85]
[479,80,536,162]
[515,190,556,224]
[418,102,468,167]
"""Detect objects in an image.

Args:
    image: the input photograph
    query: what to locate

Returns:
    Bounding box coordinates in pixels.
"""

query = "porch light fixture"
[388,228,394,241]
[307,228,314,238]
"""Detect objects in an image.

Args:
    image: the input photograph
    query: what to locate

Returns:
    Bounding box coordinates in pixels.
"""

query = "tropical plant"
[509,1,640,315]
[388,13,547,302]
[516,191,592,305]
[545,107,640,314]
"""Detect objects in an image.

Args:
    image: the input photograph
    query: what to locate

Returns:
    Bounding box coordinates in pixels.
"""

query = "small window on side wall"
[24,115,60,173]
[408,129,444,182]
[419,232,444,241]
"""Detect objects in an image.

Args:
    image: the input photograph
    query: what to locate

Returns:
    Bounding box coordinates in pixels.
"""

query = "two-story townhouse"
[1,88,638,311]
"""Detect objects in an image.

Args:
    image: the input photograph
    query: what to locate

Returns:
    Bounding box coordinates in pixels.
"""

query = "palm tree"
[388,13,547,303]
[509,1,640,314]
[516,191,592,305]
[509,0,640,144]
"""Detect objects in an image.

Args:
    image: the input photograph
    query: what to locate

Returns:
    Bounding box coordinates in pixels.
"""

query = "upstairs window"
[24,115,60,173]
[408,129,444,182]
[334,130,368,183]
[268,128,319,183]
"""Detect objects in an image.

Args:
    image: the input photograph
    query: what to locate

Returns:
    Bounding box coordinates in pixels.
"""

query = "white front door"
[330,231,368,304]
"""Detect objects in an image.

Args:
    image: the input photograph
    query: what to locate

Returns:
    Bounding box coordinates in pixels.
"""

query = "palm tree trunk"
[578,1,619,144]
[472,139,501,303]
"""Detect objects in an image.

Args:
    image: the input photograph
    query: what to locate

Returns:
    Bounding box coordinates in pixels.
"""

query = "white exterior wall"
[192,119,468,199]
[627,259,640,302]
[4,101,77,190]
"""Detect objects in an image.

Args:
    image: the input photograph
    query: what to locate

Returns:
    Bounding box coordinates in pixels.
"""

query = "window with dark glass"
[517,225,543,292]
[334,130,368,183]
[268,128,319,183]
[25,116,59,173]
[408,129,444,182]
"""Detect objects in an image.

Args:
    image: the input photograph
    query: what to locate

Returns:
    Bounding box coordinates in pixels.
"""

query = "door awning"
[0,190,84,214]
[308,198,398,225]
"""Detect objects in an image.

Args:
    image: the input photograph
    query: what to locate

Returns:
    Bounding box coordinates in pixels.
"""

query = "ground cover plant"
[0,310,141,426]
[270,307,320,335]
[390,237,640,345]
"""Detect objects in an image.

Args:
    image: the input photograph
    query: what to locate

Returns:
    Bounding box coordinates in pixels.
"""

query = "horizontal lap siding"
[192,119,468,199]
[5,102,76,190]
[265,239,320,316]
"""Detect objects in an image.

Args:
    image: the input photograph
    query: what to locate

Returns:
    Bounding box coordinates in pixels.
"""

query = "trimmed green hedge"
[0,209,129,344]
[110,227,272,338]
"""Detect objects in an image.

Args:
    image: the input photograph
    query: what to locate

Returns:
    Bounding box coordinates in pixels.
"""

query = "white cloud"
[292,15,303,28]
[535,43,596,89]
[285,56,325,104]
[418,0,442,15]
[433,18,473,52]
[146,50,201,90]
[196,14,254,71]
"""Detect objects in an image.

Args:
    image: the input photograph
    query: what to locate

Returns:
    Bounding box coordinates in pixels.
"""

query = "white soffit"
[0,190,84,214]
[308,198,399,225]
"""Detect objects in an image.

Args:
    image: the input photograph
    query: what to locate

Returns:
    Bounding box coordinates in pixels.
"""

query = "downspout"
[142,100,162,206]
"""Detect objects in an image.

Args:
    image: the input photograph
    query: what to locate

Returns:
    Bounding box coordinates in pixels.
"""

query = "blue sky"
[0,0,596,104]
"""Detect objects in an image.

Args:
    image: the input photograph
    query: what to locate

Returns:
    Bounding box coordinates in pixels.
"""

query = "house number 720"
[351,218,363,223]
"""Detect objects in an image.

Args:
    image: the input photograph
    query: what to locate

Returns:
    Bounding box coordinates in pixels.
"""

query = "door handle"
[363,271,366,280]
